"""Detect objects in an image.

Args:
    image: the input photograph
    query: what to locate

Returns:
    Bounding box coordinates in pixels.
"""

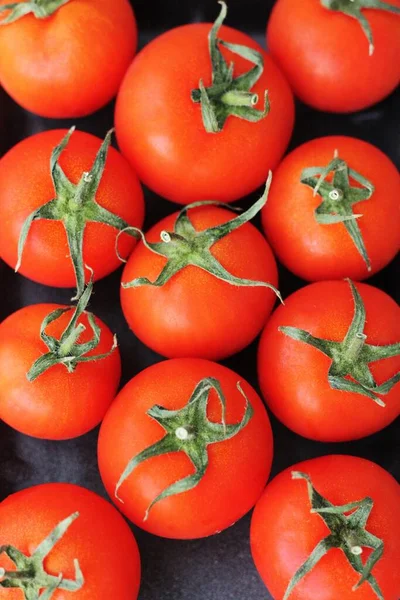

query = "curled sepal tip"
[321,0,400,55]
[191,1,270,133]
[0,512,84,600]
[284,471,384,600]
[0,0,71,24]
[301,150,374,270]
[16,127,131,300]
[280,279,400,403]
[114,377,253,520]
[27,276,117,382]
[120,172,282,303]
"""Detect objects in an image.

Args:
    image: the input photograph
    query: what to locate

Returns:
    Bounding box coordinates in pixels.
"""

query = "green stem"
[0,0,71,24]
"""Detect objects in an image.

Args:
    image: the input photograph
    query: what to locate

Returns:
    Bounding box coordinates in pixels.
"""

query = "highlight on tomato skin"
[115,3,294,205]
[262,135,400,282]
[258,280,400,443]
[0,483,141,599]
[251,455,400,600]
[0,0,138,118]
[97,358,274,540]
[266,0,400,113]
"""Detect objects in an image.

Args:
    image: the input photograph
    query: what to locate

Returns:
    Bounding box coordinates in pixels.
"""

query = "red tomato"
[258,280,400,442]
[0,302,121,440]
[0,129,144,290]
[262,136,400,281]
[0,0,137,118]
[251,455,400,600]
[0,483,141,599]
[98,358,273,539]
[115,14,294,204]
[120,204,279,360]
[267,0,400,112]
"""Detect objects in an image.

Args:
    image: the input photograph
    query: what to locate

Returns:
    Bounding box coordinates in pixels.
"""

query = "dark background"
[0,1,399,599]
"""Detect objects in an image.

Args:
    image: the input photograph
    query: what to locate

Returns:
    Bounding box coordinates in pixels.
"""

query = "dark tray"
[0,2,399,599]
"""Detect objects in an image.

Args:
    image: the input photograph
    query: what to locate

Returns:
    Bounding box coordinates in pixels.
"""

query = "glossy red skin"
[267,0,400,112]
[262,136,400,281]
[115,22,294,204]
[251,455,400,600]
[0,0,137,118]
[98,359,274,539]
[258,281,400,442]
[120,205,279,360]
[0,483,141,599]
[0,303,121,440]
[0,129,144,289]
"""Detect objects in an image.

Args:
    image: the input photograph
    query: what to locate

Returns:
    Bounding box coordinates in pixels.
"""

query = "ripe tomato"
[267,0,400,112]
[258,280,400,442]
[98,358,274,539]
[0,128,144,292]
[262,136,400,281]
[251,455,400,600]
[0,0,137,118]
[115,4,294,204]
[120,201,279,360]
[0,297,121,440]
[0,483,141,599]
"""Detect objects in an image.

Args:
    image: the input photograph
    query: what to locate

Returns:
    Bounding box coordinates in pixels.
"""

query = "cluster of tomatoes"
[0,0,399,599]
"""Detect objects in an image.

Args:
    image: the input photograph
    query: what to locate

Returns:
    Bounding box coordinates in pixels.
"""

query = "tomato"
[251,455,400,600]
[267,0,400,112]
[0,128,144,294]
[258,280,400,442]
[120,197,279,360]
[0,288,121,439]
[0,483,141,599]
[0,0,137,118]
[98,358,273,539]
[115,3,294,205]
[262,136,400,281]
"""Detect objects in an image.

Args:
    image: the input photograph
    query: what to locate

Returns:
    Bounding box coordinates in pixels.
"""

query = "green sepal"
[115,376,253,520]
[283,471,384,600]
[191,1,270,133]
[301,151,374,270]
[119,172,282,302]
[0,512,84,599]
[0,0,71,24]
[321,0,400,55]
[27,276,117,381]
[16,127,131,300]
[280,279,400,404]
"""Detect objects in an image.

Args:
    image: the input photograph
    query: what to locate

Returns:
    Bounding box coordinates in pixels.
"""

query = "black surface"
[0,2,399,599]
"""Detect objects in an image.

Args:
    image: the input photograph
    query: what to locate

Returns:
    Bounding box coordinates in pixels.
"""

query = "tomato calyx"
[0,0,71,24]
[283,471,384,600]
[16,128,131,300]
[119,172,282,300]
[0,512,84,599]
[27,276,117,382]
[190,1,270,133]
[114,376,253,520]
[321,0,400,55]
[280,279,400,405]
[301,150,374,270]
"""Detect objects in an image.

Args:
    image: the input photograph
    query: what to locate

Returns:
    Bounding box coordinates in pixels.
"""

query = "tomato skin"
[98,358,274,539]
[0,0,137,118]
[0,129,144,289]
[251,455,400,600]
[0,483,141,600]
[258,280,400,442]
[115,23,294,205]
[0,303,121,440]
[262,136,400,281]
[267,0,400,112]
[120,205,279,360]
